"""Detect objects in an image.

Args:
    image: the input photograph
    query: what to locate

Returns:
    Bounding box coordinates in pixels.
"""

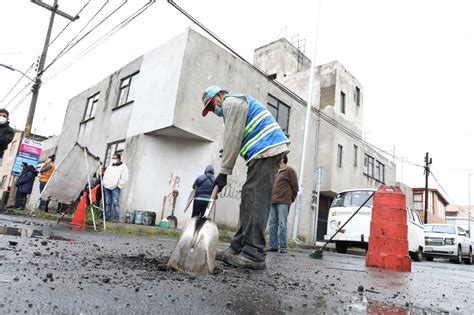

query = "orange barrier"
[71,192,87,227]
[366,185,411,272]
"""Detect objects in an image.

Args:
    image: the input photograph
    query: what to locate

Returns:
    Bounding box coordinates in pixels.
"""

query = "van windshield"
[331,191,374,208]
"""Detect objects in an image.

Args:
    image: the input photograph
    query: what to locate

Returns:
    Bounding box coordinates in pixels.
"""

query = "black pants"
[14,191,28,208]
[192,199,209,218]
[230,155,281,262]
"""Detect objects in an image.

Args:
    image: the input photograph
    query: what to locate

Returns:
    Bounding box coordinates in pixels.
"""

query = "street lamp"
[468,173,473,236]
[0,63,36,83]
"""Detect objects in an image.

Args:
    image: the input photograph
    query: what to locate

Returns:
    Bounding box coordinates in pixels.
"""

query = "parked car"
[423,224,473,264]
[324,189,425,261]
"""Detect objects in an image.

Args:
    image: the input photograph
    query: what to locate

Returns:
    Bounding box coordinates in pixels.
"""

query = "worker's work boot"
[222,253,266,270]
[216,247,238,261]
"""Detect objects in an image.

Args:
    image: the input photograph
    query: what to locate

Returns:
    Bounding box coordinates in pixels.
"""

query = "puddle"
[0,226,76,242]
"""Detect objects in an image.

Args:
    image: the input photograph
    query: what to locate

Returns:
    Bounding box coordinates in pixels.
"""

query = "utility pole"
[424,152,432,224]
[25,0,78,138]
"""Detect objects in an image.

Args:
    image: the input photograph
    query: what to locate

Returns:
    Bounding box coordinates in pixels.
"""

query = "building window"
[84,93,99,121]
[337,144,343,168]
[375,160,385,182]
[353,144,358,166]
[267,95,290,134]
[364,154,374,177]
[355,86,361,106]
[340,91,346,114]
[104,140,126,165]
[414,193,423,211]
[117,72,139,107]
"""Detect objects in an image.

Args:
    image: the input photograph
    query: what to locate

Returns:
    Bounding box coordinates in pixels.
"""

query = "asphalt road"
[0,214,472,314]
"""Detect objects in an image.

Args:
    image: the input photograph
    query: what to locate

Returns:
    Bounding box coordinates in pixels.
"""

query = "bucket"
[158,219,170,228]
[134,210,144,225]
[125,210,136,224]
[143,211,154,226]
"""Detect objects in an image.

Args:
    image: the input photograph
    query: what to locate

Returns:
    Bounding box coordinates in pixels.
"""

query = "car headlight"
[444,238,455,245]
[330,220,340,229]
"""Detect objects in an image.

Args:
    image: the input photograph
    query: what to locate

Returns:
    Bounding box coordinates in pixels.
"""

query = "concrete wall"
[254,38,311,80]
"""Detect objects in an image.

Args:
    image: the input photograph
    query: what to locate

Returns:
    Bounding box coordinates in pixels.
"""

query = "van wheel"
[412,247,423,262]
[463,247,473,265]
[335,242,348,254]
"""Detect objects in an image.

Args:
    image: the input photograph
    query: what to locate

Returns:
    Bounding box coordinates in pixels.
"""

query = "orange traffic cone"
[72,192,87,227]
[90,185,100,204]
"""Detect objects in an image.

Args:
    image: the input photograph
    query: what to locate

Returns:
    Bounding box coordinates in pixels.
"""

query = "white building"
[53,29,396,243]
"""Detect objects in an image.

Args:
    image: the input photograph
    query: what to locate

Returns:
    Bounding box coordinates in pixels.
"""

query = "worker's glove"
[214,173,227,192]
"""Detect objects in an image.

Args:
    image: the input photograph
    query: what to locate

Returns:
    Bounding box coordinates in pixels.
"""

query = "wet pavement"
[0,213,472,314]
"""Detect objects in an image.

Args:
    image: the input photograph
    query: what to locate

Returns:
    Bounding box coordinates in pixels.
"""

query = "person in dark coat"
[191,165,215,218]
[0,108,15,166]
[15,163,38,208]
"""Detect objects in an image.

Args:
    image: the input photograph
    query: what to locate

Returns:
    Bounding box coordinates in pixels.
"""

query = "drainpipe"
[291,0,322,240]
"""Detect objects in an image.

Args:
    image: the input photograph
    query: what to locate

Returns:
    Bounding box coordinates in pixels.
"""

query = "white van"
[324,189,425,261]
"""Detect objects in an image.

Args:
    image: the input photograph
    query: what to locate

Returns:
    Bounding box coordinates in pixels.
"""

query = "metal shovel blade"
[167,217,218,275]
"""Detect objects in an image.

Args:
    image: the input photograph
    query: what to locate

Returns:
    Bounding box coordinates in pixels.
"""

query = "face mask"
[111,159,118,165]
[214,106,223,117]
[0,117,7,125]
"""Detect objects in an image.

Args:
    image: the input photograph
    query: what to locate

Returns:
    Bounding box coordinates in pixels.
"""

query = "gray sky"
[1,0,473,206]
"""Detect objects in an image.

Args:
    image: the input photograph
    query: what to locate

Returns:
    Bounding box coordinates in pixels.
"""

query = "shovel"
[167,186,219,275]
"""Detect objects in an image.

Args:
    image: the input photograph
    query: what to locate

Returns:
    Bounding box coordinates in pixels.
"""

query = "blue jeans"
[268,203,290,250]
[104,188,121,220]
[39,181,49,211]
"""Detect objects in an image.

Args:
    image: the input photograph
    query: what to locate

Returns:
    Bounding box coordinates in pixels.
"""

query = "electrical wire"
[47,0,91,48]
[42,0,126,75]
[0,62,35,105]
[3,83,33,109]
[43,1,155,84]
[430,171,470,216]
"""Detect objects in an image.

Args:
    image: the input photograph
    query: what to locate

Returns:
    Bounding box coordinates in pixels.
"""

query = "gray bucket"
[134,211,143,225]
[143,211,154,226]
[125,210,136,224]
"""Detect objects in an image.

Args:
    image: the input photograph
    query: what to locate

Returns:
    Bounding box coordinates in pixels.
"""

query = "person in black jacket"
[14,163,38,209]
[0,109,15,166]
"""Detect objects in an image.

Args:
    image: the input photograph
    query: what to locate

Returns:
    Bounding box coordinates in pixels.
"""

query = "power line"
[43,1,155,84]
[47,0,90,48]
[42,0,126,75]
[0,62,35,105]
[3,83,33,109]
[430,171,469,216]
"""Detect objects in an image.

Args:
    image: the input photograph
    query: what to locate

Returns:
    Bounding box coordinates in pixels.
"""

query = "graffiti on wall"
[218,178,243,200]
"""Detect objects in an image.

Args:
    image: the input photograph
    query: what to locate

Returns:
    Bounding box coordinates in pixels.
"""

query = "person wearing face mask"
[102,153,129,222]
[200,86,290,270]
[0,109,15,167]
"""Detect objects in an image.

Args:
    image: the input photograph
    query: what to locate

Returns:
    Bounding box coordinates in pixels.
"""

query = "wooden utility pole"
[25,0,78,138]
[424,152,432,224]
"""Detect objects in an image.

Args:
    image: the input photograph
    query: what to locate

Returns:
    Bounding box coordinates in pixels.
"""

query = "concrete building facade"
[53,29,396,243]
[412,188,448,223]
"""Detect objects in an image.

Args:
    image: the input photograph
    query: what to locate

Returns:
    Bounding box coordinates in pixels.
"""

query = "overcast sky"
[1,0,473,207]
